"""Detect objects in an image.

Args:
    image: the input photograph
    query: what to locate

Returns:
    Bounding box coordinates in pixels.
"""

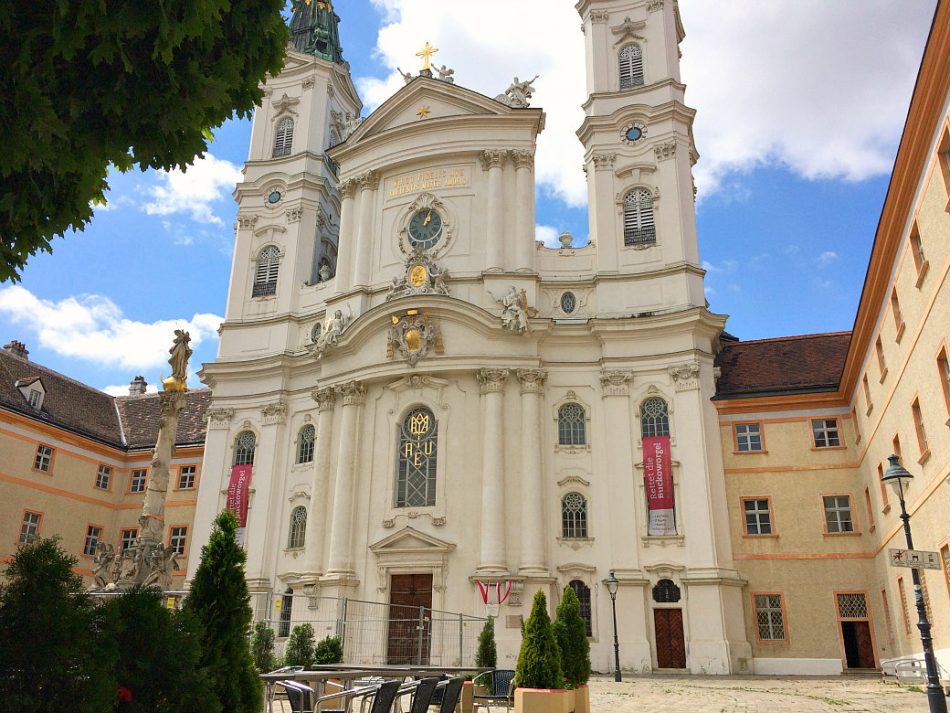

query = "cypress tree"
[475,617,497,668]
[184,510,262,713]
[283,623,316,668]
[553,586,591,687]
[514,590,564,690]
[251,620,277,673]
[313,635,344,665]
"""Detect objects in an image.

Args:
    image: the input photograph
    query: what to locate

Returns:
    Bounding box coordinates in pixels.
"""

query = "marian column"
[305,387,336,576]
[326,380,365,578]
[476,369,509,575]
[516,369,547,574]
[482,151,507,271]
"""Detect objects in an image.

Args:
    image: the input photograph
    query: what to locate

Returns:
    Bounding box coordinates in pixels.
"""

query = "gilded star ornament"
[417,105,431,119]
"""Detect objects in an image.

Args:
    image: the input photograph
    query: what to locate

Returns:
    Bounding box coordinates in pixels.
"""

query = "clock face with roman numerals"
[408,209,443,250]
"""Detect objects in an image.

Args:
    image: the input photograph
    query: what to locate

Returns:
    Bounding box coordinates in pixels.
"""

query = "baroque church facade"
[188,0,950,676]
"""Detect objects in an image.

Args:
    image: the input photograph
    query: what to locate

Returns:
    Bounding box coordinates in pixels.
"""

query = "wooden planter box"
[573,685,590,713]
[514,687,575,713]
[460,680,474,713]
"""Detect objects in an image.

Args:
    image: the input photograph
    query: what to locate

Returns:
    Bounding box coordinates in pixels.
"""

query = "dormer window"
[15,378,45,411]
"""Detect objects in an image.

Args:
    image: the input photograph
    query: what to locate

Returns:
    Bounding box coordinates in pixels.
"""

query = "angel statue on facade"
[499,286,529,334]
[496,75,540,108]
[434,64,456,83]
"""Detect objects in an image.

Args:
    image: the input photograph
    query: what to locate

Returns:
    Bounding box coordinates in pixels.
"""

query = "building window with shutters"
[272,117,294,158]
[252,245,281,298]
[234,431,256,466]
[558,403,587,446]
[753,593,787,642]
[297,424,316,464]
[569,580,593,636]
[623,188,656,246]
[619,43,644,89]
[561,493,588,539]
[287,506,307,549]
[640,397,670,438]
[396,407,438,508]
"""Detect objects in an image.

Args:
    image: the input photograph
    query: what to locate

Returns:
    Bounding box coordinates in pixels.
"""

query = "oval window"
[561,292,577,314]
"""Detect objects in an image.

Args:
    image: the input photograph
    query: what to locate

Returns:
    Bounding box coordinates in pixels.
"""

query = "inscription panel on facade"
[386,165,471,201]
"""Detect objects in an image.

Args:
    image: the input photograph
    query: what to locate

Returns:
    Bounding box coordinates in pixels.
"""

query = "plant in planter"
[514,590,572,713]
[476,617,497,668]
[553,586,592,713]
[284,623,316,668]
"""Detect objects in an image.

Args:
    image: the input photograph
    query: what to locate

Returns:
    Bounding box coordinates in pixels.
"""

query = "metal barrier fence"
[252,592,487,668]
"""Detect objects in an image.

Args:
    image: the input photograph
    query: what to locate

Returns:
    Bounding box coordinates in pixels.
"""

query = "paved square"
[587,675,932,713]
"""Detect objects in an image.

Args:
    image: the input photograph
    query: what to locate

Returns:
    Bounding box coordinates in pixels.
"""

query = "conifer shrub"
[284,623,317,668]
[513,590,564,690]
[184,510,262,713]
[0,538,116,713]
[251,620,277,673]
[313,635,344,665]
[475,617,497,668]
[553,586,591,687]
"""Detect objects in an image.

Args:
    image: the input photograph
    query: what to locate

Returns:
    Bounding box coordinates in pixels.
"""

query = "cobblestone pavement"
[587,675,932,713]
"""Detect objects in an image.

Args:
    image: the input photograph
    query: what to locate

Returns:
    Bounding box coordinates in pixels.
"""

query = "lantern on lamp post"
[605,570,621,682]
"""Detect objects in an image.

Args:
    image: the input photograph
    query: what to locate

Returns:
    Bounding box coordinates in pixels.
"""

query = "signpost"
[889,548,942,570]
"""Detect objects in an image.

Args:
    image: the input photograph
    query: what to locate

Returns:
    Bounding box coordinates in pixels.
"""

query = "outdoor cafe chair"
[401,676,440,713]
[472,669,516,712]
[435,677,465,713]
[317,678,401,713]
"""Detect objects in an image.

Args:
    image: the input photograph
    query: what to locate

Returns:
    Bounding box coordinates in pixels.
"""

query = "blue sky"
[0,0,936,394]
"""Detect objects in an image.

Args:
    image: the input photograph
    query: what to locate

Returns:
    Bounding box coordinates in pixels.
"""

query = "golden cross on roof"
[416,42,439,71]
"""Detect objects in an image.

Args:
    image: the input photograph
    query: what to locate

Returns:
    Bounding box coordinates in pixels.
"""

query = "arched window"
[297,424,315,464]
[652,578,681,603]
[558,403,586,446]
[569,580,593,636]
[619,44,644,89]
[278,588,293,637]
[253,246,280,297]
[623,188,656,246]
[287,506,307,549]
[640,397,670,438]
[396,407,438,508]
[234,431,256,466]
[273,117,294,158]
[561,493,588,539]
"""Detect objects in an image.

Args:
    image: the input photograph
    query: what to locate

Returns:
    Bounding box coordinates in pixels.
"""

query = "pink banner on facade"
[227,464,253,528]
[643,436,675,536]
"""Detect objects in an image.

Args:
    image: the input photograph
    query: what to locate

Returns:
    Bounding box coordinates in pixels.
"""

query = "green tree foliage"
[0,538,117,713]
[251,620,277,673]
[475,617,497,668]
[552,586,591,688]
[283,623,316,668]
[184,510,262,713]
[313,635,344,665]
[0,1,289,282]
[514,590,564,690]
[105,586,219,713]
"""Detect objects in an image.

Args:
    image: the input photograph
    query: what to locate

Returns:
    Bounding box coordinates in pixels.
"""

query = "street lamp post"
[605,570,621,682]
[882,454,948,713]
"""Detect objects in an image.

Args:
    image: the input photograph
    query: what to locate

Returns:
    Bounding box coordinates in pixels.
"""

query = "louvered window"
[253,246,280,297]
[619,44,644,89]
[273,117,294,158]
[623,188,656,246]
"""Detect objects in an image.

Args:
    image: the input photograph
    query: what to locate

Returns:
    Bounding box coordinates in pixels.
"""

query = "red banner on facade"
[643,436,675,536]
[227,464,253,528]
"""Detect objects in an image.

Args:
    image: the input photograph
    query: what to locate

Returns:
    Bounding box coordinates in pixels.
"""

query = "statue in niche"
[495,75,539,108]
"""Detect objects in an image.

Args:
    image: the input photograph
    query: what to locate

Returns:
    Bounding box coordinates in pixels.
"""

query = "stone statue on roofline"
[495,75,540,108]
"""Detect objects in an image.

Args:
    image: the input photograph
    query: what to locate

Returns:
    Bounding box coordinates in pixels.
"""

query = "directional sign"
[889,548,942,570]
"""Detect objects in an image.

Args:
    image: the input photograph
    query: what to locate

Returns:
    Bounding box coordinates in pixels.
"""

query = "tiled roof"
[714,332,852,399]
[0,348,210,449]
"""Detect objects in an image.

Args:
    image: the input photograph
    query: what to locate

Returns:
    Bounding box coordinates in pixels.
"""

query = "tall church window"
[287,506,307,549]
[253,246,281,297]
[561,493,588,539]
[623,188,656,246]
[640,397,670,438]
[234,431,256,466]
[396,407,438,508]
[558,403,587,445]
[569,580,593,636]
[273,117,294,158]
[278,589,293,637]
[619,43,644,89]
[297,424,315,464]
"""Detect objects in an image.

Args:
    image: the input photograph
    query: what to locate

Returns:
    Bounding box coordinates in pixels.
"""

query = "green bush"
[475,617,497,668]
[313,635,344,665]
[184,511,262,713]
[284,623,316,668]
[553,586,591,687]
[251,620,277,673]
[0,538,116,713]
[514,590,563,690]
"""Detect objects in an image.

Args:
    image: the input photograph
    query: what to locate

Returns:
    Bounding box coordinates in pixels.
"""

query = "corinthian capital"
[477,368,510,394]
[359,171,380,191]
[336,380,366,406]
[516,368,547,394]
[510,149,535,170]
[590,9,610,23]
[311,387,337,412]
[480,150,507,171]
[591,153,616,170]
[340,179,359,199]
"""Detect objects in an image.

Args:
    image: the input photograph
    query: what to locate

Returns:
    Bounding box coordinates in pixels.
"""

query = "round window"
[625,126,643,142]
[267,190,282,204]
[561,292,577,314]
[407,209,444,250]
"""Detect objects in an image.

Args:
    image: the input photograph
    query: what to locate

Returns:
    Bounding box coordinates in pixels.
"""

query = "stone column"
[599,371,639,568]
[476,369,509,575]
[325,381,365,578]
[333,179,358,292]
[352,172,379,288]
[481,151,507,272]
[244,402,288,589]
[516,369,547,575]
[512,150,536,272]
[304,387,336,576]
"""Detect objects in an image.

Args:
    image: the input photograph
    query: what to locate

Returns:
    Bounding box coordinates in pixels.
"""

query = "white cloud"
[143,153,243,224]
[0,286,222,373]
[357,0,933,203]
[817,251,839,265]
[536,225,561,249]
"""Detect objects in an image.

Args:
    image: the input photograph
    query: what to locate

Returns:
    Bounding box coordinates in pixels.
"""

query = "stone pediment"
[341,78,517,144]
[369,526,456,555]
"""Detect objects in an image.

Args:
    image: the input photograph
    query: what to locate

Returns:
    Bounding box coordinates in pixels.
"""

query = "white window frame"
[169,527,188,556]
[83,526,102,556]
[743,498,772,535]
[19,512,41,544]
[177,466,196,490]
[287,506,307,549]
[34,445,53,472]
[823,495,854,534]
[812,418,841,448]
[130,469,147,494]
[754,594,787,641]
[735,423,762,452]
[95,464,112,490]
